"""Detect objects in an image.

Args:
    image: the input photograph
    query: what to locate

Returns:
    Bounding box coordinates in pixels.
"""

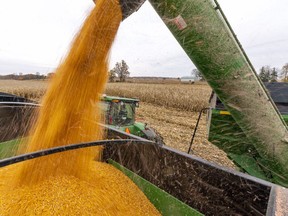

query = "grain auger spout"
[119,0,146,20]
[93,0,146,20]
[109,0,288,186]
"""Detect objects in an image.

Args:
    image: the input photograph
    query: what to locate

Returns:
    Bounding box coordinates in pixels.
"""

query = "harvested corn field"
[0,80,47,101]
[0,80,235,169]
[106,83,211,112]
[136,102,236,169]
[0,81,211,112]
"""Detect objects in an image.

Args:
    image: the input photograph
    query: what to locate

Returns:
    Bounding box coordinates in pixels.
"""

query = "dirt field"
[136,103,236,168]
[0,80,236,169]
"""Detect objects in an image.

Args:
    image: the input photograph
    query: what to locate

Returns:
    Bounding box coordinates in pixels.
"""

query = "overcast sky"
[0,0,287,77]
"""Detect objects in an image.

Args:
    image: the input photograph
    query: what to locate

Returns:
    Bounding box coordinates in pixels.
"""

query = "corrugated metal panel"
[214,82,288,113]
[265,82,288,104]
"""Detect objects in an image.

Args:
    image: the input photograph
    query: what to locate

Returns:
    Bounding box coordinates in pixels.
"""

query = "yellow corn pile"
[0,161,160,215]
[0,0,160,215]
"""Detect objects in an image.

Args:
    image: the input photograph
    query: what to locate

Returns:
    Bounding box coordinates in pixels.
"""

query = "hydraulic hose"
[0,139,154,168]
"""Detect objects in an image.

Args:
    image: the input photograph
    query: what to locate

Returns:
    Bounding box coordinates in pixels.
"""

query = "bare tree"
[282,63,288,82]
[270,67,278,82]
[112,60,130,82]
[108,69,116,82]
[259,66,272,82]
[192,68,205,81]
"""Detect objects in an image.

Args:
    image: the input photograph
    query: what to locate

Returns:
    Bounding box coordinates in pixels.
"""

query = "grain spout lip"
[119,0,146,20]
[92,0,146,20]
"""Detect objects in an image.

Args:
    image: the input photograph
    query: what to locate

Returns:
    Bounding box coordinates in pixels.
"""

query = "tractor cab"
[102,95,139,127]
[101,95,163,144]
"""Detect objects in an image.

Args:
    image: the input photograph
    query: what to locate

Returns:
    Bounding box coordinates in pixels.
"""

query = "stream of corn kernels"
[0,0,160,215]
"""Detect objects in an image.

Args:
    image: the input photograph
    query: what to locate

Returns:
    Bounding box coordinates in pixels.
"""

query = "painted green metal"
[228,153,268,180]
[102,95,139,103]
[101,96,138,130]
[108,159,203,216]
[107,122,146,137]
[283,115,288,123]
[102,96,159,141]
[209,110,288,184]
[0,139,22,159]
[148,0,288,186]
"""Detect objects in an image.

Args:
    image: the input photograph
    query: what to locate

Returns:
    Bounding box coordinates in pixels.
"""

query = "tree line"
[192,63,288,83]
[1,60,287,83]
[0,72,51,80]
[109,60,130,82]
[109,60,288,83]
[258,63,288,82]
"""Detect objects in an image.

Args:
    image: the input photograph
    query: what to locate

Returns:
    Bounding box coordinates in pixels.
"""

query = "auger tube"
[147,0,288,186]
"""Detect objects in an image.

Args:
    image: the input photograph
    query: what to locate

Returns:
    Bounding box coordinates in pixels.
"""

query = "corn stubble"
[106,83,211,112]
[0,0,159,215]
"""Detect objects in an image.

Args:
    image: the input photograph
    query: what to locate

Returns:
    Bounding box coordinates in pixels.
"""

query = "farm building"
[180,76,198,84]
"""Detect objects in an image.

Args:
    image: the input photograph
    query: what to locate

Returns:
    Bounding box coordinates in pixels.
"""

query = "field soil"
[137,103,236,169]
[0,80,236,169]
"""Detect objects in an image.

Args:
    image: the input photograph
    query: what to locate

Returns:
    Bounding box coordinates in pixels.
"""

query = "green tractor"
[101,95,163,144]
